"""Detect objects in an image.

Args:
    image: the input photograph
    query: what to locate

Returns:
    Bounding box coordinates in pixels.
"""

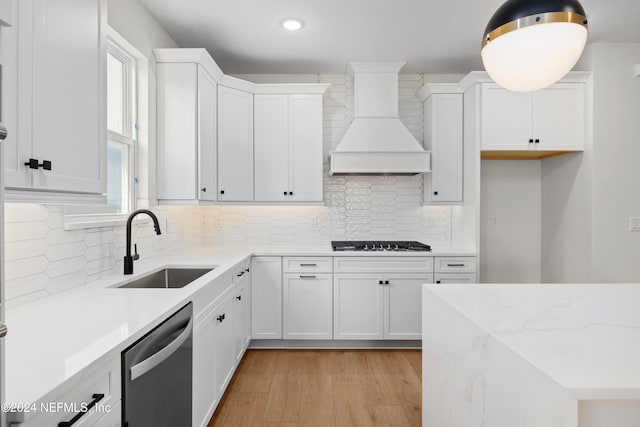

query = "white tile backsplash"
[4,72,453,306]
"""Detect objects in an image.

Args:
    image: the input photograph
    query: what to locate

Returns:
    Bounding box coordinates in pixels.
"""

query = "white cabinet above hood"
[329,62,431,176]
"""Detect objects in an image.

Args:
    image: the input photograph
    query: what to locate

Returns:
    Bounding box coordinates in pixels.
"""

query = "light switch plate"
[629,217,640,232]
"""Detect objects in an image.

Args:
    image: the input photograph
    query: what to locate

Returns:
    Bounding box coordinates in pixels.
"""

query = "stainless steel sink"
[118,267,214,289]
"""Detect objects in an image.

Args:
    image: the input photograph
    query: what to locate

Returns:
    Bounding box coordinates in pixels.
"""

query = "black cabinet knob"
[433,191,438,195]
[535,139,540,144]
[220,190,225,195]
[384,280,389,285]
[289,191,293,196]
[236,295,242,301]
[436,280,441,284]
[24,158,52,170]
[378,280,383,285]
[283,191,287,196]
[529,139,534,143]
[201,187,207,192]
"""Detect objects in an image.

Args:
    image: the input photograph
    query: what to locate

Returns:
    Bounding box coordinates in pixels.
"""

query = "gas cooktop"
[331,241,431,252]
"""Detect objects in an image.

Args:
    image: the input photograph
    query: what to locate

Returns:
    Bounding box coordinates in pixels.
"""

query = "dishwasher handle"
[130,317,193,381]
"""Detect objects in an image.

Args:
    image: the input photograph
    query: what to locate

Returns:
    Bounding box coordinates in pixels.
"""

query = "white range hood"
[329,62,431,175]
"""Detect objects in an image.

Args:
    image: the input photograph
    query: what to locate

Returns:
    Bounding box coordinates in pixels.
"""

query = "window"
[65,29,141,224]
[105,40,136,213]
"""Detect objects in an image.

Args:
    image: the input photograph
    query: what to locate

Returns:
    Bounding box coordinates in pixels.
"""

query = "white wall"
[108,0,178,206]
[542,43,640,283]
[481,160,542,283]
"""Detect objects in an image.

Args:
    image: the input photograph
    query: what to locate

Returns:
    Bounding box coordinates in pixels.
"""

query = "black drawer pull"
[58,393,104,426]
[299,275,317,279]
[300,263,317,267]
[237,271,245,277]
[436,280,441,284]
[236,295,242,301]
[217,313,225,322]
[446,264,465,267]
[201,187,207,192]
[245,268,250,273]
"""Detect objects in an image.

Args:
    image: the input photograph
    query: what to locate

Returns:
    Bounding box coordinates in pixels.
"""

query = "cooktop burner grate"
[331,241,431,252]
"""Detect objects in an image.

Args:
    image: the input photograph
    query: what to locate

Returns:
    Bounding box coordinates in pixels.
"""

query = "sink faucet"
[124,209,162,275]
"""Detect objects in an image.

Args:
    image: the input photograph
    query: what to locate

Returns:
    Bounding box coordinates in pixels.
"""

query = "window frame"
[64,28,145,230]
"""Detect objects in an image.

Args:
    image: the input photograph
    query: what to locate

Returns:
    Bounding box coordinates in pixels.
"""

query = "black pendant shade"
[483,0,588,45]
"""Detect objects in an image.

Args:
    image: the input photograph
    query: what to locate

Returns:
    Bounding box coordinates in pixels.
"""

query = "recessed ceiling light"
[281,18,304,31]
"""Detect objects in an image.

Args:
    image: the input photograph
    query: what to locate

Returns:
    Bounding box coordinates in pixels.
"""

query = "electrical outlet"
[629,217,640,232]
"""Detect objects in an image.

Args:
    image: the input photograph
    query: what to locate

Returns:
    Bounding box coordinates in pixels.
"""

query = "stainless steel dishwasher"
[122,302,193,427]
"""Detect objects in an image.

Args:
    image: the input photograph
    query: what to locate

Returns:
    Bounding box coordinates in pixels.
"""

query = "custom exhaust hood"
[329,62,431,176]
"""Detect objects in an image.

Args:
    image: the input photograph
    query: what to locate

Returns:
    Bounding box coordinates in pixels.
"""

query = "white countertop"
[424,283,640,397]
[6,244,473,420]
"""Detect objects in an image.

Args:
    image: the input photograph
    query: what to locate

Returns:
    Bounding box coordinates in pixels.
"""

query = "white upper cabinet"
[290,95,323,202]
[423,93,463,204]
[254,94,323,202]
[254,95,289,201]
[5,0,106,199]
[156,61,217,202]
[217,85,254,201]
[481,82,586,155]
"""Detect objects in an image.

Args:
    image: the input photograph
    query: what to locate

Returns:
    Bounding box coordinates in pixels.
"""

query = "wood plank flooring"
[208,349,422,427]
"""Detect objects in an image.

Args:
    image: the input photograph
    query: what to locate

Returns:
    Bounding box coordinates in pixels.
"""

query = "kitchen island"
[422,283,640,427]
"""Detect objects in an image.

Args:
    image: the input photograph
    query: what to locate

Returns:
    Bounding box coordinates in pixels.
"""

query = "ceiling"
[139,0,640,75]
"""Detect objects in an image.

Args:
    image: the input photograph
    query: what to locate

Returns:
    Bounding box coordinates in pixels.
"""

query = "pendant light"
[481,0,588,92]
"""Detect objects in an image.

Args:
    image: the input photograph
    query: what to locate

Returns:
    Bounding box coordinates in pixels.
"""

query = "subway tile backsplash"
[4,73,451,306]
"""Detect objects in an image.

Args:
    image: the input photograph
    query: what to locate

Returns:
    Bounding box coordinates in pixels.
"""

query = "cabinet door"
[434,273,477,284]
[424,94,463,203]
[92,400,121,427]
[232,281,246,362]
[217,86,254,201]
[333,274,384,340]
[198,66,217,201]
[283,273,333,339]
[254,94,289,201]
[29,0,106,194]
[533,83,585,151]
[193,312,218,427]
[289,94,323,202]
[243,267,252,346]
[481,84,532,150]
[156,63,198,199]
[214,296,235,397]
[384,273,430,339]
[3,0,30,189]
[251,257,282,339]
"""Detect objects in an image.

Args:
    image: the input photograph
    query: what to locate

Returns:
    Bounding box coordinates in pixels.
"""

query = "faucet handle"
[133,243,140,261]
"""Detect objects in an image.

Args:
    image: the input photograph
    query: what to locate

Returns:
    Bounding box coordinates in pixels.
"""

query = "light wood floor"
[208,349,422,427]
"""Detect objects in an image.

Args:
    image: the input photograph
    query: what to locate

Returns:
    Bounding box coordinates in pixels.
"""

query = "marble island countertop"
[422,283,640,427]
[5,244,473,422]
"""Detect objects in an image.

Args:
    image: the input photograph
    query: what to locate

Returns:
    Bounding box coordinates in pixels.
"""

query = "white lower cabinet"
[193,307,218,427]
[333,257,433,340]
[13,356,120,426]
[333,272,431,340]
[434,256,477,284]
[232,279,247,363]
[283,273,333,339]
[192,267,250,427]
[92,400,121,427]
[385,273,431,339]
[334,273,384,339]
[251,257,283,339]
[213,295,236,399]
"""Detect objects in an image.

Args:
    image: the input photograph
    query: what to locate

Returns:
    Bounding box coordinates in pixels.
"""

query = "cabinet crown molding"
[154,48,329,95]
[456,71,591,93]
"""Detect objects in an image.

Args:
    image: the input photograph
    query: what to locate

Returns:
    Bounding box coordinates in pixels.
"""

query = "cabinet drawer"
[283,257,332,273]
[434,273,477,284]
[434,257,476,273]
[14,356,120,427]
[333,257,433,273]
